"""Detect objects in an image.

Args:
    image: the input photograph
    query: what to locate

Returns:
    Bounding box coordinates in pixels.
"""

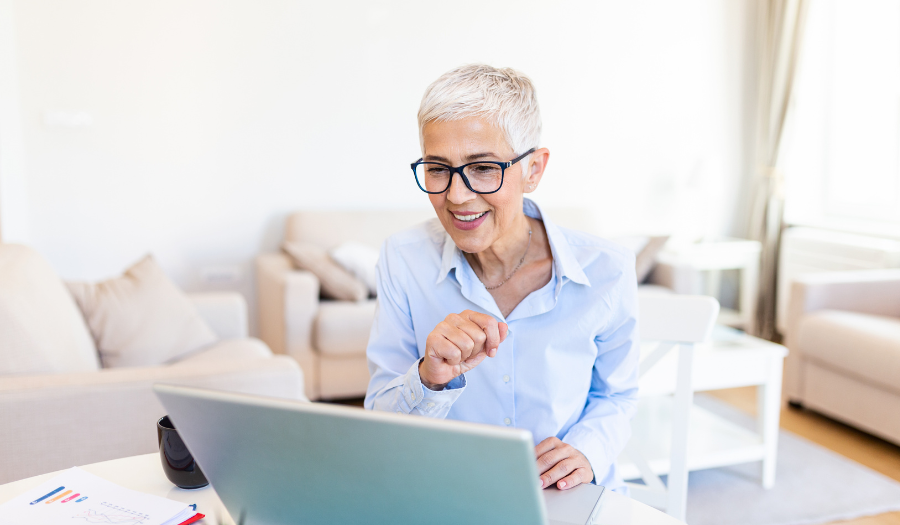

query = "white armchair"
[256,209,434,400]
[784,269,900,445]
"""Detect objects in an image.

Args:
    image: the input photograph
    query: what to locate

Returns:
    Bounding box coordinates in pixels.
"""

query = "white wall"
[0,0,29,243]
[2,0,753,334]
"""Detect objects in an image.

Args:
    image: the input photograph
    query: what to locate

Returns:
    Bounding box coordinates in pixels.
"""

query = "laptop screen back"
[155,384,548,525]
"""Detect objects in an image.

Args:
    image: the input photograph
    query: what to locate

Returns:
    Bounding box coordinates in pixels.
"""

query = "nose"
[446,172,476,204]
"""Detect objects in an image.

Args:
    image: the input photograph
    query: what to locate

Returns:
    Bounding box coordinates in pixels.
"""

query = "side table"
[654,238,761,333]
[618,325,787,490]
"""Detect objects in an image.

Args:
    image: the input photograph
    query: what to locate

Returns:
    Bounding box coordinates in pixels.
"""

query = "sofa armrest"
[783,268,900,401]
[0,355,304,484]
[188,292,248,339]
[786,269,900,339]
[257,253,321,398]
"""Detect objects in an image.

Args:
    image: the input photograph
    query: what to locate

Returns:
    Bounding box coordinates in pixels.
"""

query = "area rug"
[681,395,900,525]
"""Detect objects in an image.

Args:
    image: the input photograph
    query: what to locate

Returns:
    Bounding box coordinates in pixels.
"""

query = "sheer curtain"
[749,0,809,340]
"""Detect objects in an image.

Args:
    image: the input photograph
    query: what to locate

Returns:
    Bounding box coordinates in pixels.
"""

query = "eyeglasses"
[411,148,536,194]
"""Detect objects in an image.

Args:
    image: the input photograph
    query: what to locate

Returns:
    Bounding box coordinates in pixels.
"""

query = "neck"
[468,214,533,281]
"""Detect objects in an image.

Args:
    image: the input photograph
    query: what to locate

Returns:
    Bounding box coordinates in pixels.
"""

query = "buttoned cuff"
[399,358,466,417]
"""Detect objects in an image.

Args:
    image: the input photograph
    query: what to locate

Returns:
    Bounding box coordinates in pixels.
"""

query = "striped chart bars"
[28,486,88,506]
[45,490,72,503]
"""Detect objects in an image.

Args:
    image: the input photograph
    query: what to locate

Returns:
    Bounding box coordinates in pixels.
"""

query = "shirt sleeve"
[364,239,466,417]
[561,255,640,485]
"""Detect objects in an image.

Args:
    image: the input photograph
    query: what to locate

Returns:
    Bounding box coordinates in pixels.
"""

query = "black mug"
[157,415,209,489]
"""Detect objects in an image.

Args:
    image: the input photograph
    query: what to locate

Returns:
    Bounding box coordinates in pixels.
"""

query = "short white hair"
[417,64,542,156]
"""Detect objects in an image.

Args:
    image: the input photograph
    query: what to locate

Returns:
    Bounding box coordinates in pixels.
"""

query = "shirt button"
[504,418,512,426]
[426,402,435,408]
[503,375,510,383]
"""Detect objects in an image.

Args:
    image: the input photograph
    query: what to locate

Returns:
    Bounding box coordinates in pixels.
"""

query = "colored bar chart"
[29,487,64,505]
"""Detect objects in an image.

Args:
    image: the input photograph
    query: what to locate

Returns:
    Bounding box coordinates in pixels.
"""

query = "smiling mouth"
[452,211,488,222]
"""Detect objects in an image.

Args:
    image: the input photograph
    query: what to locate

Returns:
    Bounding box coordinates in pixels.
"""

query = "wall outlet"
[200,265,243,285]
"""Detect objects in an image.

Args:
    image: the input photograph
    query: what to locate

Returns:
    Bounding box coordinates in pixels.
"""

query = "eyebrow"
[423,152,499,163]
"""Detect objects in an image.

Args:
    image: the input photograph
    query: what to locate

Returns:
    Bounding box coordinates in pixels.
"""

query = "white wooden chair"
[620,293,719,521]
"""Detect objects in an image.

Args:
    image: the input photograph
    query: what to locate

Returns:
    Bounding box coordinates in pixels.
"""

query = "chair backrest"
[638,293,719,344]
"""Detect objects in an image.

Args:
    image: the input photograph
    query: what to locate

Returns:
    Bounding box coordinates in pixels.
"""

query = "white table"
[0,453,684,525]
[655,237,761,333]
[619,325,787,489]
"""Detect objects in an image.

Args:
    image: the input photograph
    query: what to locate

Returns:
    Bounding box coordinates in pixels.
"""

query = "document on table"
[0,467,198,525]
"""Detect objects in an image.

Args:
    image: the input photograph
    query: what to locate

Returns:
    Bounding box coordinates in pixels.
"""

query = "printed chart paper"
[0,467,195,525]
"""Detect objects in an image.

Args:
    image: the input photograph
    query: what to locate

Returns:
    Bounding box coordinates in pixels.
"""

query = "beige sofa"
[0,244,306,484]
[784,269,900,445]
[257,209,434,400]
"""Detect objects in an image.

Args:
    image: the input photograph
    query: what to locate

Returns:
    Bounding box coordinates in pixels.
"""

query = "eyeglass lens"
[414,163,503,193]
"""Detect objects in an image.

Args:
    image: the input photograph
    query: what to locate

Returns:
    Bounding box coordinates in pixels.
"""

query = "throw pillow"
[329,241,379,296]
[0,244,100,376]
[282,241,368,301]
[635,236,670,283]
[67,255,218,368]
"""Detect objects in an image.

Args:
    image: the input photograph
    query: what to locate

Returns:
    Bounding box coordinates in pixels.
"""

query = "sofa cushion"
[635,236,669,283]
[283,241,367,302]
[314,299,377,357]
[67,255,218,368]
[797,309,900,395]
[0,244,100,375]
[329,241,379,296]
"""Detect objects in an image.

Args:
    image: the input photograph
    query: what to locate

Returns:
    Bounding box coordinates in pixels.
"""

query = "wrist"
[418,359,449,391]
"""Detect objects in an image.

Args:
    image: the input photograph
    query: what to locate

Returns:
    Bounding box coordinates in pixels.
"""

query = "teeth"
[453,211,487,222]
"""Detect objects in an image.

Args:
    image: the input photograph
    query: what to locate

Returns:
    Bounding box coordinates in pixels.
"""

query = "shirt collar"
[436,198,591,287]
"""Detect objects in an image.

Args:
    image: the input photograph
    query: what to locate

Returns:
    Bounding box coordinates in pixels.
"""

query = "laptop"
[154,384,605,525]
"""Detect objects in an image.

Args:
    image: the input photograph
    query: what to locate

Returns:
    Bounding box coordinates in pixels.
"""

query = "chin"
[448,231,490,254]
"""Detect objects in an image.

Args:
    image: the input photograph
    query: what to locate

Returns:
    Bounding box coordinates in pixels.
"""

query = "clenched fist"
[419,310,508,390]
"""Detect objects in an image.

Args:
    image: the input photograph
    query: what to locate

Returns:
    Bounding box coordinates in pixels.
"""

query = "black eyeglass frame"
[411,147,537,195]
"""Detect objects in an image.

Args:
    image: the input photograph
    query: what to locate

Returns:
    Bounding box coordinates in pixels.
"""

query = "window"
[783,0,900,234]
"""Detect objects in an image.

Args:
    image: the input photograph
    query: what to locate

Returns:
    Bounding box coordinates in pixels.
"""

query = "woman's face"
[422,117,540,254]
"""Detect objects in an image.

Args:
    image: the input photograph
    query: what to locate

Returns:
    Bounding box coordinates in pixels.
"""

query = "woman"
[365,64,639,493]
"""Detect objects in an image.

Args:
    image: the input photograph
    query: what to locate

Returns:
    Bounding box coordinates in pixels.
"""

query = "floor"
[708,387,900,525]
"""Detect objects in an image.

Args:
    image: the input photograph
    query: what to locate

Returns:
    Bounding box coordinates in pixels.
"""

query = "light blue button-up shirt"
[364,199,639,492]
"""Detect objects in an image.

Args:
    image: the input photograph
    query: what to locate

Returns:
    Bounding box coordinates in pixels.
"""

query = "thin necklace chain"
[478,229,533,290]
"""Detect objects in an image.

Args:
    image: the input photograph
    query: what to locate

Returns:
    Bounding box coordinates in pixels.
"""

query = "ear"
[523,148,550,194]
